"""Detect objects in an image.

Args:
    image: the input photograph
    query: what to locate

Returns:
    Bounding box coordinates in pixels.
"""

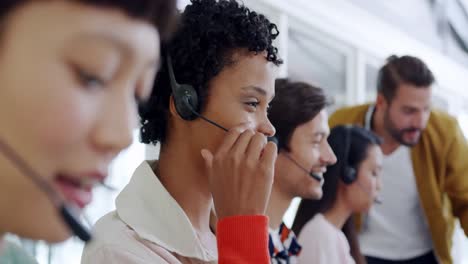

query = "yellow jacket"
[329,104,468,264]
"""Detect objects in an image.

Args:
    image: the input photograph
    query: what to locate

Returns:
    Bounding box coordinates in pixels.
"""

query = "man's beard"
[383,111,421,147]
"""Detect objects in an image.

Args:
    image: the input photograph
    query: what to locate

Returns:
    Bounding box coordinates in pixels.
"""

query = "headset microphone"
[261,135,322,183]
[0,139,92,242]
[182,98,279,146]
[166,53,278,142]
[282,152,323,182]
[375,196,383,204]
[165,54,324,183]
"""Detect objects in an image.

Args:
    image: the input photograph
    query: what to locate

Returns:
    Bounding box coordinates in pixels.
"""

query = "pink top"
[296,214,355,264]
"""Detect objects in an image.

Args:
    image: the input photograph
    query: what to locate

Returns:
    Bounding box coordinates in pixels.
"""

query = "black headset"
[166,53,230,132]
[165,54,324,183]
[166,54,199,121]
[0,139,92,242]
[340,125,357,184]
[271,135,322,182]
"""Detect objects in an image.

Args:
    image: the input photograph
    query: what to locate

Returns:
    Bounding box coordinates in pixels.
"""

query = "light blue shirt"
[0,240,38,264]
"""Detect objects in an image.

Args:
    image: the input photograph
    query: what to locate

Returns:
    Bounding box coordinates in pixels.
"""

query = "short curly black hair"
[139,0,283,146]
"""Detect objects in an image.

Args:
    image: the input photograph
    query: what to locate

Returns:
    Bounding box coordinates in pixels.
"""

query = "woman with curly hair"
[82,0,283,263]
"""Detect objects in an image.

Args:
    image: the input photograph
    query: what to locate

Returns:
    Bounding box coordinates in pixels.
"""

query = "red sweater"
[217,215,270,263]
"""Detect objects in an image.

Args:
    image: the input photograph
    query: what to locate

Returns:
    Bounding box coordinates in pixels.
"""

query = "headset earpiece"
[341,125,357,184]
[171,83,199,120]
[166,54,199,120]
[342,166,357,184]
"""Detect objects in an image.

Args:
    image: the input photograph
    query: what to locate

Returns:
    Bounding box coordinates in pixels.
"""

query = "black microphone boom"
[0,138,92,242]
[60,205,92,241]
[183,101,229,132]
[183,100,277,145]
[182,101,322,182]
[283,152,323,182]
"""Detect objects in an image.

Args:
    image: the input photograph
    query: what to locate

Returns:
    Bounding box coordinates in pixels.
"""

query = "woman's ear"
[169,95,184,120]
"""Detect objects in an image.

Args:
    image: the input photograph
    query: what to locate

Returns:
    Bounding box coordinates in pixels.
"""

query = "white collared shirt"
[81,161,217,264]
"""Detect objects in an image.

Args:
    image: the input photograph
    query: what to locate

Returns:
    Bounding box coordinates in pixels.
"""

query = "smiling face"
[379,83,432,147]
[176,50,278,158]
[274,110,337,200]
[0,1,159,242]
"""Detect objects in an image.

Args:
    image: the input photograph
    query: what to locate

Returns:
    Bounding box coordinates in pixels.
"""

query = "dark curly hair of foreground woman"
[139,0,283,146]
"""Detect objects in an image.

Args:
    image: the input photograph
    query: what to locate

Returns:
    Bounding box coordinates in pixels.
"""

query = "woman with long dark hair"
[292,125,383,264]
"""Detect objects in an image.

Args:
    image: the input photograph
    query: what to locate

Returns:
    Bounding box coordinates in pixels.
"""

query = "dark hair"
[377,55,435,102]
[0,0,177,41]
[292,125,382,264]
[268,78,329,151]
[139,0,283,145]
